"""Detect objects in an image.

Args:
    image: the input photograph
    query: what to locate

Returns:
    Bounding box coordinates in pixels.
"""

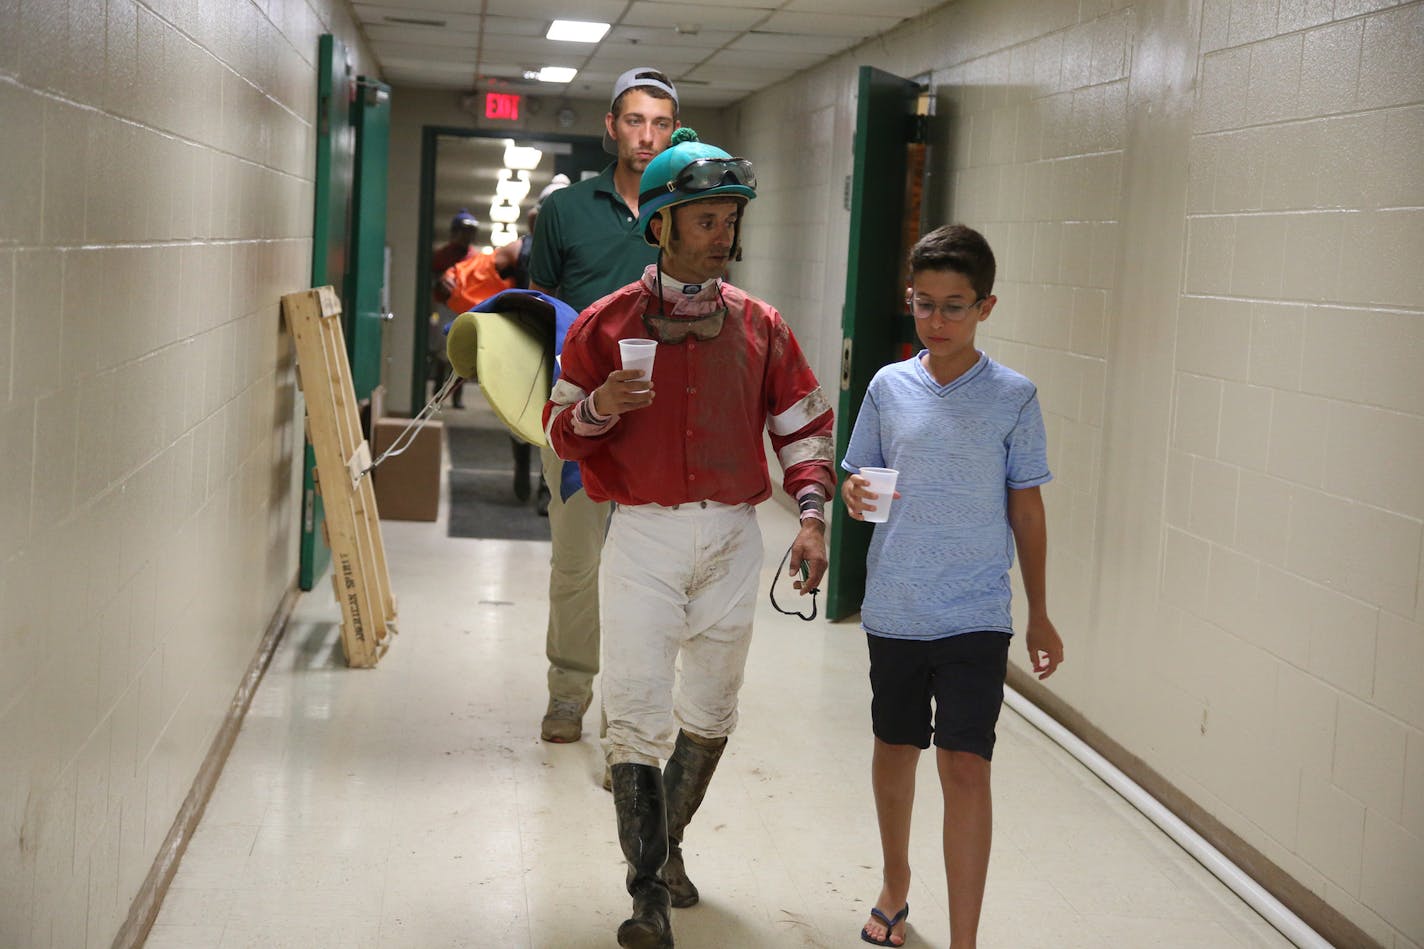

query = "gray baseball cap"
[602,67,679,155]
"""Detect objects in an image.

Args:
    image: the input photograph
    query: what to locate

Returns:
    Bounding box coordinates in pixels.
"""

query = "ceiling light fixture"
[547,19,610,43]
[533,66,577,84]
[489,199,521,225]
[503,143,543,171]
[495,169,531,203]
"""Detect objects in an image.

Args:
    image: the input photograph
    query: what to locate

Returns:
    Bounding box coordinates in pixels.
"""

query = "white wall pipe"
[1002,687,1333,949]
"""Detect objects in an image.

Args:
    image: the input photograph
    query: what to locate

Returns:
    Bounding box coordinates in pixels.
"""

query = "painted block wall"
[0,1,375,946]
[726,0,1424,945]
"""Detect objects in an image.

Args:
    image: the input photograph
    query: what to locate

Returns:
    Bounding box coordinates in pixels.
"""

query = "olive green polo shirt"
[529,163,659,314]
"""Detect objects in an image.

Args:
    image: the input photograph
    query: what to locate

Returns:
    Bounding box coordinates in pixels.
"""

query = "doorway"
[825,67,934,620]
[410,128,605,413]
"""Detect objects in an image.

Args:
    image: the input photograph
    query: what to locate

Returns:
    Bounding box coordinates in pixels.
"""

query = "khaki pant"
[541,443,610,703]
[600,501,763,767]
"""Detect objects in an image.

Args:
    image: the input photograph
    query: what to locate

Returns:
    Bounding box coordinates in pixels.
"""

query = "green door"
[826,66,924,621]
[300,34,356,591]
[347,77,391,400]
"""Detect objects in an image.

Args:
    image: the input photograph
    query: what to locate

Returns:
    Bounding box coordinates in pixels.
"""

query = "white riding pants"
[600,501,763,767]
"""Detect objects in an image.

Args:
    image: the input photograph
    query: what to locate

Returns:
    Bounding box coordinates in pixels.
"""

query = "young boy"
[840,224,1064,948]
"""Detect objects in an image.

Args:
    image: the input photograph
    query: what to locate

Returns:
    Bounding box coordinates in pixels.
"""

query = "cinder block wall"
[0,2,375,946]
[726,1,1423,945]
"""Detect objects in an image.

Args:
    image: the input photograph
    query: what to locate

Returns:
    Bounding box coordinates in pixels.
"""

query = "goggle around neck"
[642,308,727,343]
[642,279,729,343]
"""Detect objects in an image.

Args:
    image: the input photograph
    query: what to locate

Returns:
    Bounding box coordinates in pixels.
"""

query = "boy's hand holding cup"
[843,467,901,523]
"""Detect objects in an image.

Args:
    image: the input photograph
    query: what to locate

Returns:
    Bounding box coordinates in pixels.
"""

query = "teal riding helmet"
[637,128,757,255]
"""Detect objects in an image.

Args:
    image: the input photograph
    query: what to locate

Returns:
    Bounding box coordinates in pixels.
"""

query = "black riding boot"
[661,730,727,908]
[611,763,674,948]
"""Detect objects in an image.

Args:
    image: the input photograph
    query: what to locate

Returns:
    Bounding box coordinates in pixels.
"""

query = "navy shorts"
[866,630,1011,760]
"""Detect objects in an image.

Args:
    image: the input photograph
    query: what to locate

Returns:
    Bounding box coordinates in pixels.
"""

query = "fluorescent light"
[547,19,610,43]
[489,200,521,224]
[495,169,531,203]
[535,66,577,83]
[503,143,543,171]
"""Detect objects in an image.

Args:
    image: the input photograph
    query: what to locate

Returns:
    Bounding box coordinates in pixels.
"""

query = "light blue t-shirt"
[841,352,1052,640]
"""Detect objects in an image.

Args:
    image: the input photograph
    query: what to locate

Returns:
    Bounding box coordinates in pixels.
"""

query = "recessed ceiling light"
[533,66,578,83]
[547,19,610,43]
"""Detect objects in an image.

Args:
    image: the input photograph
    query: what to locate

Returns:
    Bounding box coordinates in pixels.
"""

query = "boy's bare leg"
[864,738,919,946]
[937,748,992,949]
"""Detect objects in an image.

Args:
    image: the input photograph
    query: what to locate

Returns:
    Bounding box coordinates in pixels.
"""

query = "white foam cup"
[858,467,899,523]
[618,338,657,387]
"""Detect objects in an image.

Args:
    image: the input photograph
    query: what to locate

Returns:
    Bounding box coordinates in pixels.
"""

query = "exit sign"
[485,92,521,121]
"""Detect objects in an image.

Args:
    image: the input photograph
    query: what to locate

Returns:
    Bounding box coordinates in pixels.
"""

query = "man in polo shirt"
[528,68,681,747]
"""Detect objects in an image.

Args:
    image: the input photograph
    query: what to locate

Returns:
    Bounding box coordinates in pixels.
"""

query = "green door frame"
[347,76,392,400]
[826,66,926,620]
[300,34,356,591]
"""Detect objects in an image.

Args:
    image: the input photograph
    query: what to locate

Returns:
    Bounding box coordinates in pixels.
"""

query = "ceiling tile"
[481,17,552,37]
[634,0,776,7]
[604,25,740,50]
[366,25,482,48]
[726,30,857,55]
[482,0,627,20]
[702,48,825,71]
[784,0,939,14]
[757,10,903,36]
[376,41,479,64]
[353,3,485,32]
[369,0,496,13]
[583,49,708,75]
[620,2,771,31]
[380,58,482,80]
[683,63,798,86]
[480,36,580,60]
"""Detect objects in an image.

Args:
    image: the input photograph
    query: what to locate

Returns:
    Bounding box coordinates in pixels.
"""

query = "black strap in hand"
[770,543,818,621]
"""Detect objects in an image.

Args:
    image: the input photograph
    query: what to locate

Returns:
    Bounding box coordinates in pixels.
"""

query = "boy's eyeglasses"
[642,158,757,204]
[907,296,984,321]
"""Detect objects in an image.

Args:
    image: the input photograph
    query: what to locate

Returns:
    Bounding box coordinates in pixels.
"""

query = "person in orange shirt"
[436,244,518,313]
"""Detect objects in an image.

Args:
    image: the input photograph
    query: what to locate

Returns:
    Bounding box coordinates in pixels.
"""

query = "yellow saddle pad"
[445,309,553,446]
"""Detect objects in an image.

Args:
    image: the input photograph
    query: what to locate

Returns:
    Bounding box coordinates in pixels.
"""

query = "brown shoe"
[541,695,591,743]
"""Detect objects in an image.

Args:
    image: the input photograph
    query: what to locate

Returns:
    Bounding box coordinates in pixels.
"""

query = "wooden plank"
[280,287,398,667]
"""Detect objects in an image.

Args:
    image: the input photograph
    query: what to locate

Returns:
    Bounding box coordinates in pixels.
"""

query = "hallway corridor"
[141,408,1295,949]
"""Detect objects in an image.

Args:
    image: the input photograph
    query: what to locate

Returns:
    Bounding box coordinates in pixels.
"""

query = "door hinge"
[843,175,852,211]
[840,337,853,390]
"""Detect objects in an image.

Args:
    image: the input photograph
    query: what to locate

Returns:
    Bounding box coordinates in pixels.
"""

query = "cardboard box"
[371,417,444,521]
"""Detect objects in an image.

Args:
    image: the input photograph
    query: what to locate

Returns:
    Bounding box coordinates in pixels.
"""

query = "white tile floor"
[146,405,1296,949]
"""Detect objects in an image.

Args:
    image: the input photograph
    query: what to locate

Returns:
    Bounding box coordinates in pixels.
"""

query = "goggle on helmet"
[637,129,757,254]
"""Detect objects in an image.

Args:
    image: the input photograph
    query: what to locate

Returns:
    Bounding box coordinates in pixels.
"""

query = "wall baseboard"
[111,580,302,949]
[1006,665,1382,949]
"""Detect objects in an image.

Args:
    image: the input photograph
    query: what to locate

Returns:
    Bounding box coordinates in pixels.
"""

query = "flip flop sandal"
[860,903,909,946]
